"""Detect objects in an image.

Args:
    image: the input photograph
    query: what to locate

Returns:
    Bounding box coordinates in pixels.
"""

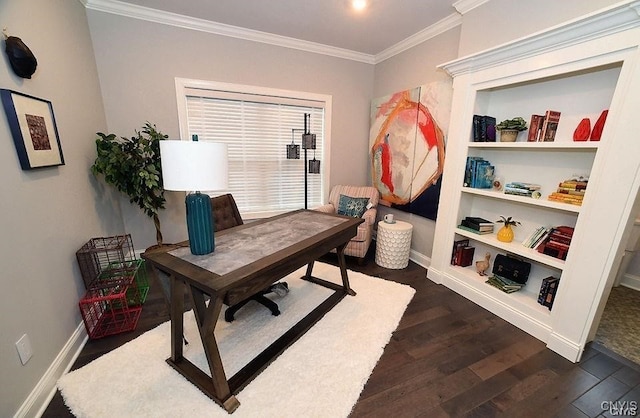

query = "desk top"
[170,210,349,276]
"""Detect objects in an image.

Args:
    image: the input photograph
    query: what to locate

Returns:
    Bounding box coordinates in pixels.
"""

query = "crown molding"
[82,0,471,65]
[374,13,462,64]
[439,0,640,77]
[452,0,490,15]
[82,0,376,64]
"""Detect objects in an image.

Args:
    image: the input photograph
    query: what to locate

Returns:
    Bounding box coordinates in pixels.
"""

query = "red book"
[528,114,544,142]
[540,110,561,142]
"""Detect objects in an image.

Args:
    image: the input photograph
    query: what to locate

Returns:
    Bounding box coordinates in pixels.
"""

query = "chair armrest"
[314,203,335,214]
[361,207,377,226]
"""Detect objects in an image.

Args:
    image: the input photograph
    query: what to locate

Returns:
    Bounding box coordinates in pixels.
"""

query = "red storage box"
[79,276,141,339]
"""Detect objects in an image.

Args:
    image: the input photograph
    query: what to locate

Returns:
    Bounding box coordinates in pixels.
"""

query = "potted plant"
[495,117,527,142]
[496,216,521,242]
[91,122,168,247]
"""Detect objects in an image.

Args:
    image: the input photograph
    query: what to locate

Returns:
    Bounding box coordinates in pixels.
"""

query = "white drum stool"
[375,220,413,269]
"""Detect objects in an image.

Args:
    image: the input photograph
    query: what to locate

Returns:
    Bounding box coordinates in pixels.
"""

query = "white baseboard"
[620,273,640,291]
[409,250,430,269]
[14,322,87,418]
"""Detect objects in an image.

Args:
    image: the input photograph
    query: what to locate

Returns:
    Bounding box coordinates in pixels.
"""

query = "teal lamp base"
[185,192,215,255]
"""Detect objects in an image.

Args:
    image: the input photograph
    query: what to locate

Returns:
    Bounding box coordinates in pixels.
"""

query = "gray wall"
[0,1,118,416]
[86,12,375,250]
[3,0,635,416]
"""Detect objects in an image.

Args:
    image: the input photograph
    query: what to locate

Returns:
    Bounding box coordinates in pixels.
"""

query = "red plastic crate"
[79,277,141,339]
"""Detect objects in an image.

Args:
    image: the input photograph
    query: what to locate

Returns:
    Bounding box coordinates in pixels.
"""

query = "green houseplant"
[496,117,527,142]
[495,117,528,131]
[91,122,168,246]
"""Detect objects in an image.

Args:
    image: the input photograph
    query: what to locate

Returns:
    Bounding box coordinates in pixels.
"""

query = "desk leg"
[169,276,185,362]
[305,261,314,278]
[189,287,239,413]
[336,243,356,296]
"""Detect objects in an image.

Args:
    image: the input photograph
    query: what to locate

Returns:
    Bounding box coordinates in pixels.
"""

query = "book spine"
[540,110,561,142]
[528,114,544,142]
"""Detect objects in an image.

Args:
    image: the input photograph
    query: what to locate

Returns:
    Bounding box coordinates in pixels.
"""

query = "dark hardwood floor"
[43,243,640,417]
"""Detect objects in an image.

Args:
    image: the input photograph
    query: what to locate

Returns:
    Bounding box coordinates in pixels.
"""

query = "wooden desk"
[142,210,363,413]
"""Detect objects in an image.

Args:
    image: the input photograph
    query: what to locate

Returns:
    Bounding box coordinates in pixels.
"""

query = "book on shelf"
[451,238,470,265]
[459,246,475,267]
[457,224,493,235]
[536,226,574,260]
[522,226,551,248]
[464,157,494,189]
[504,182,541,197]
[464,156,484,187]
[461,219,494,232]
[472,115,497,142]
[539,110,561,142]
[528,114,544,142]
[486,275,525,293]
[538,276,560,310]
[464,216,494,226]
[548,177,588,205]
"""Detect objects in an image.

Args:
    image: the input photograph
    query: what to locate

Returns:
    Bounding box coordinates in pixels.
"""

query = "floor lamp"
[286,113,320,209]
[160,137,228,255]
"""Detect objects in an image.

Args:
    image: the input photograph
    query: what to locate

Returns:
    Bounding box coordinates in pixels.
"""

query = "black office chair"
[211,194,289,322]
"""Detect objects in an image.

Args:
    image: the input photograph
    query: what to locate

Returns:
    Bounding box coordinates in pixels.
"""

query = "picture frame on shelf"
[0,89,64,170]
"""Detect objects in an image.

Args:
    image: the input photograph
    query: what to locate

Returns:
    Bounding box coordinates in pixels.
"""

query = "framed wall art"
[1,89,64,170]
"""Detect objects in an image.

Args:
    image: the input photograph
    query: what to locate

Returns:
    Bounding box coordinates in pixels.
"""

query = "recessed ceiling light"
[352,0,367,11]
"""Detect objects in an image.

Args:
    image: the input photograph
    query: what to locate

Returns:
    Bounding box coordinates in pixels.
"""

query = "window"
[175,79,331,219]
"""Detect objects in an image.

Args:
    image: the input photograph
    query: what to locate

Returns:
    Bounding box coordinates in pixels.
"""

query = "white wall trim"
[14,323,87,418]
[83,0,376,64]
[409,249,431,270]
[82,0,467,65]
[453,0,490,15]
[620,273,640,290]
[439,0,640,77]
[374,14,462,64]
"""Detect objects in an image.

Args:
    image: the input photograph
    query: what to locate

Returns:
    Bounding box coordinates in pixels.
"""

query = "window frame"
[175,77,332,219]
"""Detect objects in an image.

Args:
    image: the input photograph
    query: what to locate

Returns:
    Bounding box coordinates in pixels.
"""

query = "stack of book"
[451,238,475,267]
[464,157,494,189]
[536,226,574,260]
[538,276,560,310]
[486,275,525,293]
[472,115,497,142]
[547,178,587,206]
[458,216,494,235]
[504,182,541,197]
[521,226,552,249]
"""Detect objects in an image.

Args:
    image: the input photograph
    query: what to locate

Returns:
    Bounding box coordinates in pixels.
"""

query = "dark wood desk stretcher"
[142,210,363,413]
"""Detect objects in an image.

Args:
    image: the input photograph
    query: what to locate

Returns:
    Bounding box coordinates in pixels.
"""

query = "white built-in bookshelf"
[429,1,640,362]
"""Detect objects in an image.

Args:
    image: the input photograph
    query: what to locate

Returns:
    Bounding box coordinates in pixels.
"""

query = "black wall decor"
[3,31,37,79]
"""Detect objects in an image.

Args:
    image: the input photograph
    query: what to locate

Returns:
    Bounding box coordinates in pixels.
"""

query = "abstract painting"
[369,82,451,220]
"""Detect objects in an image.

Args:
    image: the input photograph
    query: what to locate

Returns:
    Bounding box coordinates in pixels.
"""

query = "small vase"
[499,129,519,142]
[497,224,514,243]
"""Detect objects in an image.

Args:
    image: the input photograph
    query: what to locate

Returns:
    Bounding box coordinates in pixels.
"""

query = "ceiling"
[88,0,465,61]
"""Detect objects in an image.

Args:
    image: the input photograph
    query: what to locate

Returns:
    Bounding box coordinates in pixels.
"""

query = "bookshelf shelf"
[461,188,583,214]
[428,2,640,362]
[468,142,599,151]
[450,265,552,325]
[455,227,566,270]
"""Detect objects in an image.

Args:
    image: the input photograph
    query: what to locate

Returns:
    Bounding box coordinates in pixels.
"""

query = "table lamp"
[160,138,228,255]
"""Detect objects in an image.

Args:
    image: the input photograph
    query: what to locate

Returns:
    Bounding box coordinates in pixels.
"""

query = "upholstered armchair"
[314,185,379,262]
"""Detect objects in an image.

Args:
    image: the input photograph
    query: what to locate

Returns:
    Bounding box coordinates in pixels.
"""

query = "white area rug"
[58,262,415,417]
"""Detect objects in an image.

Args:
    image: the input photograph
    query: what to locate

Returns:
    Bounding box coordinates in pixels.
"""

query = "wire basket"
[76,235,135,289]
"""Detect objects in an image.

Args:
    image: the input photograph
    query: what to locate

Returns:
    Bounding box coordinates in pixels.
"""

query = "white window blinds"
[183,86,326,219]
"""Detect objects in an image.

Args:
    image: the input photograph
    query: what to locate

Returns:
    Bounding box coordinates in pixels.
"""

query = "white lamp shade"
[160,140,228,191]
